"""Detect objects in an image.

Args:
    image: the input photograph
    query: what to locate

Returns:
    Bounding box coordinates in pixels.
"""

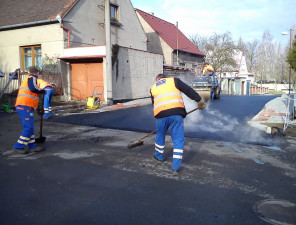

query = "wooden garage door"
[71,63,104,101]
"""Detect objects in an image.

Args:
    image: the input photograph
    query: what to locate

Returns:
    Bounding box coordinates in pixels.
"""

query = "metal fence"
[0,72,63,96]
[250,86,269,95]
[289,94,296,119]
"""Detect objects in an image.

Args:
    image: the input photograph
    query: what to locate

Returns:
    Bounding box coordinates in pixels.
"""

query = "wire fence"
[0,72,63,96]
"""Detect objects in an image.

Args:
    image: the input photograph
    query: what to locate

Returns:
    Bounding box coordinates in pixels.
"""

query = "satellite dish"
[56,15,62,24]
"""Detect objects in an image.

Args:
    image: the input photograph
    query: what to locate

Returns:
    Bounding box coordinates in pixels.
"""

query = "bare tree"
[242,40,259,74]
[190,32,238,75]
[189,34,208,53]
[190,29,292,86]
[236,37,245,52]
[254,30,275,82]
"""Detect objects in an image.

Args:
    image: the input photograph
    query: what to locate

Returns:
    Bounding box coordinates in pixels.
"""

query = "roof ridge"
[135,8,176,27]
[136,8,204,56]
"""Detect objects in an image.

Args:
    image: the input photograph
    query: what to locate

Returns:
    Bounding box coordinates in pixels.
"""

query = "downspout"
[60,24,71,48]
[176,21,179,66]
[56,14,71,48]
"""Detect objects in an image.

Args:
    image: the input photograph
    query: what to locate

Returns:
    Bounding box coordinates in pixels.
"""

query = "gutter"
[60,24,71,48]
[0,19,58,31]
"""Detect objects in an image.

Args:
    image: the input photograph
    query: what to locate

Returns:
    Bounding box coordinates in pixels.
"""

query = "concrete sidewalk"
[248,94,296,134]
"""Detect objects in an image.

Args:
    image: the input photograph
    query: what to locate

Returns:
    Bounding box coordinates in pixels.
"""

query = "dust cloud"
[182,94,274,145]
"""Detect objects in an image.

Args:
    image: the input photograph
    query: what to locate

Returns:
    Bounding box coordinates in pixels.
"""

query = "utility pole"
[289,28,292,95]
[105,0,113,104]
[176,21,179,66]
[282,28,294,95]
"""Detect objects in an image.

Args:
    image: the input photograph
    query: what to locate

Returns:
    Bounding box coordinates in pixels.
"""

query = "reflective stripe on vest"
[151,78,185,117]
[15,76,39,109]
[38,79,52,89]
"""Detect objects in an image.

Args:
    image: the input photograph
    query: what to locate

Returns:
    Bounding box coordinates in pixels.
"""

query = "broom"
[127,107,202,149]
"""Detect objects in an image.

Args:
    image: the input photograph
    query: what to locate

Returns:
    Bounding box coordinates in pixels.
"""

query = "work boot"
[1,148,28,157]
[153,155,164,163]
[172,169,181,176]
[31,145,45,152]
[43,113,52,119]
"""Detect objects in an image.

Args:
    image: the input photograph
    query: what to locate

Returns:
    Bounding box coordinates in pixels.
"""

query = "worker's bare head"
[29,66,40,75]
[156,74,166,81]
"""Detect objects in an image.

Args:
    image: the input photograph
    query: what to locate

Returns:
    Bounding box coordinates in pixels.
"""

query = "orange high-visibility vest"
[151,77,185,117]
[15,75,40,109]
[38,79,53,89]
[202,65,214,74]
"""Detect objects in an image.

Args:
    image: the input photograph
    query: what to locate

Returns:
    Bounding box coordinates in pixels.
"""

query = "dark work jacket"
[150,77,201,118]
[28,74,46,94]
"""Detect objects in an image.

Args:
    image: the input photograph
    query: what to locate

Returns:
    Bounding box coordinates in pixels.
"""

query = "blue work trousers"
[14,105,36,150]
[154,115,184,170]
[43,87,54,118]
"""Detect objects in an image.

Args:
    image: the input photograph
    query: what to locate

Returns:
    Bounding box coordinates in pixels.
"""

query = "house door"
[71,63,104,101]
[241,81,245,95]
[231,80,235,95]
[235,80,240,95]
[246,81,250,95]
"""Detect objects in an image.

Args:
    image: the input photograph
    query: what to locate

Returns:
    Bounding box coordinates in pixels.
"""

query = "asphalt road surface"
[1,94,296,225]
[52,95,279,145]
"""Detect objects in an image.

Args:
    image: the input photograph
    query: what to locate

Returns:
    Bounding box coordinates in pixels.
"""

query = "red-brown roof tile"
[136,9,204,56]
[0,0,77,28]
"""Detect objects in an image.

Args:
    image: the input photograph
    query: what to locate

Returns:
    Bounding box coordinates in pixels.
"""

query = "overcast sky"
[130,0,295,49]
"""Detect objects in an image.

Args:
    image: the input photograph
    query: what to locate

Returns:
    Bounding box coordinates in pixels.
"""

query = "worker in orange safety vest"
[202,63,215,78]
[1,67,46,157]
[150,74,206,175]
[38,79,54,119]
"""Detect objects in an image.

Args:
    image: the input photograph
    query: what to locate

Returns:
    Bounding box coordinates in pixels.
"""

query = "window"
[110,4,119,22]
[21,45,42,71]
[223,73,226,77]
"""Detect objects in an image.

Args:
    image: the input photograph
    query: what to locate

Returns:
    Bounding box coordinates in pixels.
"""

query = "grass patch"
[268,90,285,95]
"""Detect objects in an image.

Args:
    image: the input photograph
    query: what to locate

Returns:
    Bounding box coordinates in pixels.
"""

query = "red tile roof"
[136,9,204,56]
[0,0,77,28]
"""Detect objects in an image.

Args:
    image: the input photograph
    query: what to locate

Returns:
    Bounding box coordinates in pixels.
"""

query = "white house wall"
[111,0,147,50]
[160,38,173,65]
[136,12,162,54]
[220,78,252,95]
[62,0,105,48]
[0,24,64,72]
[260,83,291,93]
[136,11,173,64]
[112,47,163,100]
[63,0,147,51]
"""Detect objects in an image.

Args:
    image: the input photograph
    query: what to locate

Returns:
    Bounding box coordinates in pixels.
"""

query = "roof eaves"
[0,19,59,31]
[175,49,205,57]
[59,0,80,20]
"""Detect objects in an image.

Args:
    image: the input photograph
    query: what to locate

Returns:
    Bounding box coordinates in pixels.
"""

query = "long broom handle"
[138,106,200,141]
[39,94,45,137]
[186,107,200,115]
[138,130,157,141]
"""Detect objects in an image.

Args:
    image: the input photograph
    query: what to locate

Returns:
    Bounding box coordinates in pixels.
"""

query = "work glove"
[36,106,44,116]
[197,100,206,110]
